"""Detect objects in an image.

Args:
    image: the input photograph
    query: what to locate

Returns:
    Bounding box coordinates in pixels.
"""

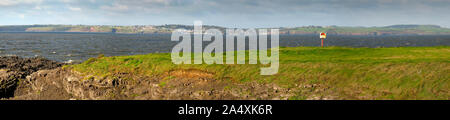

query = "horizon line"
[0,24,448,29]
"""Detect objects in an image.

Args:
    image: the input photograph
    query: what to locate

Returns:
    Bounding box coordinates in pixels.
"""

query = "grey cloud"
[0,0,449,27]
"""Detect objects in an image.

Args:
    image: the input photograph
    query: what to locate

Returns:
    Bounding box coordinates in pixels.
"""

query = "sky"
[0,0,449,28]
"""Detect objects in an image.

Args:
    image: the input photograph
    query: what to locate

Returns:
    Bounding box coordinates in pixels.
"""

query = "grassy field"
[70,46,450,100]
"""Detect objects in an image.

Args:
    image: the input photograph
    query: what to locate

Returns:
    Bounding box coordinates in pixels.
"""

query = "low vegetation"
[69,46,450,100]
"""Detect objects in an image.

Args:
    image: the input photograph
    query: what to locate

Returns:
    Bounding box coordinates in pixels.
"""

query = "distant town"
[1,24,449,36]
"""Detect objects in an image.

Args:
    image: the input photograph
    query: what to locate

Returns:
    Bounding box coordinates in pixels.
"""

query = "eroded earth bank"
[1,56,303,100]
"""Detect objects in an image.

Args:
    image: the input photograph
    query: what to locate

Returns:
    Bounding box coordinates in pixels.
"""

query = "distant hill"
[281,25,450,35]
[383,25,441,29]
[0,24,449,35]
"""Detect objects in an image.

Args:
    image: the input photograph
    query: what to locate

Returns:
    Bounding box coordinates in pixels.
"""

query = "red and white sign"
[320,32,327,39]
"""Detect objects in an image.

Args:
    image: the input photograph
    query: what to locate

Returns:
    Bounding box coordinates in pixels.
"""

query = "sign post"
[320,32,327,47]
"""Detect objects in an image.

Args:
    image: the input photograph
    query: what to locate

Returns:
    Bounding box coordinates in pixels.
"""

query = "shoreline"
[1,46,449,100]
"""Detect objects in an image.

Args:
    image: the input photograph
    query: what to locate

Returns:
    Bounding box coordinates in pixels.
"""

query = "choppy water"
[0,32,449,62]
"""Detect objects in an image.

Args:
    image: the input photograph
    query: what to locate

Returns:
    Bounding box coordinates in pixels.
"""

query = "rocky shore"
[0,56,63,99]
[1,56,297,100]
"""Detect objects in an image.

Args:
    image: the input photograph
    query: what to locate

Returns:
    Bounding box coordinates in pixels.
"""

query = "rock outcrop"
[2,56,298,100]
[0,56,63,99]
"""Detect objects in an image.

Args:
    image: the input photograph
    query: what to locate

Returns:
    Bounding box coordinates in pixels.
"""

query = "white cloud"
[18,14,25,19]
[62,0,76,3]
[34,6,42,10]
[68,6,82,11]
[100,3,129,11]
[0,0,42,6]
[1,0,450,27]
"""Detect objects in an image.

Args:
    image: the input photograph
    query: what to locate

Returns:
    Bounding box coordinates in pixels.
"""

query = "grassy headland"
[69,46,450,100]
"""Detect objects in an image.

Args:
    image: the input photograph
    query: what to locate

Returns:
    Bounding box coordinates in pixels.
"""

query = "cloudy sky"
[1,0,449,28]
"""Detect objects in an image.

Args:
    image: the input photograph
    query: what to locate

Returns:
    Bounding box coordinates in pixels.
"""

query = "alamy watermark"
[171,21,279,75]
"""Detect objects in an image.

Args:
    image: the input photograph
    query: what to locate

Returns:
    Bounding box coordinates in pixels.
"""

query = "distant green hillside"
[1,24,450,35]
[281,25,450,35]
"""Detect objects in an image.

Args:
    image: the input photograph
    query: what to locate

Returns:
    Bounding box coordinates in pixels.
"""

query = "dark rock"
[0,56,63,99]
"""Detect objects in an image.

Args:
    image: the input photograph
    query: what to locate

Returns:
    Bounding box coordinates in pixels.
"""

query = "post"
[321,38,324,48]
[320,32,326,48]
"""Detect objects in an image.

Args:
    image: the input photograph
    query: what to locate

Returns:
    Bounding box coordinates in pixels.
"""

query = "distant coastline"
[1,24,450,36]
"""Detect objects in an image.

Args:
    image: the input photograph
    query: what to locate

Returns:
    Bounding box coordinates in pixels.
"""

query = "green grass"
[69,46,450,100]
